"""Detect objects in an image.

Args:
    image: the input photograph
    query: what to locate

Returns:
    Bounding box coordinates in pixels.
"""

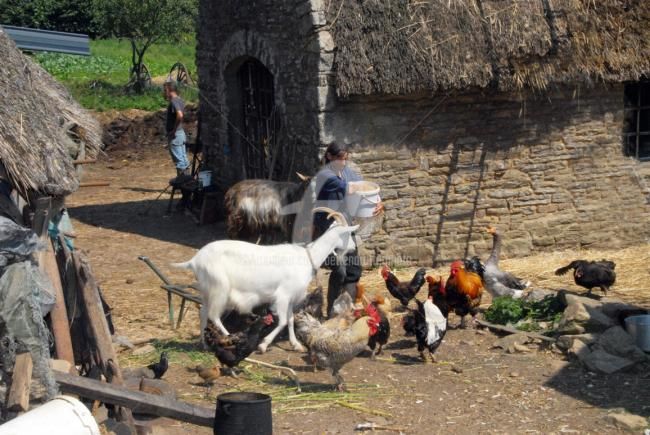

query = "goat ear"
[296,172,311,182]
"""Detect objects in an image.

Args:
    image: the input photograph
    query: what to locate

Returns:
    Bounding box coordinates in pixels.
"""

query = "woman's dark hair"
[324,143,348,163]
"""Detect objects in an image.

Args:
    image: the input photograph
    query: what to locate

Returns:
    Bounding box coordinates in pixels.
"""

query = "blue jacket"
[313,164,361,236]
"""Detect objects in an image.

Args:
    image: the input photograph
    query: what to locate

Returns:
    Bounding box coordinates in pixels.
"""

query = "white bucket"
[198,170,212,188]
[0,395,100,435]
[346,181,381,218]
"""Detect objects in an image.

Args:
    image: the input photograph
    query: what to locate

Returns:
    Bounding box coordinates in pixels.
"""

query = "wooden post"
[33,197,75,368]
[71,251,135,428]
[53,371,215,427]
[7,353,33,413]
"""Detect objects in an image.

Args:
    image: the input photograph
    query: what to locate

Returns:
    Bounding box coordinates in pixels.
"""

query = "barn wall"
[197,0,333,186]
[322,85,650,265]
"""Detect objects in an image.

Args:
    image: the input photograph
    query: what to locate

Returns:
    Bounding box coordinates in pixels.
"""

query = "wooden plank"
[39,238,75,365]
[53,371,215,427]
[79,181,110,187]
[7,353,33,413]
[476,319,556,342]
[71,251,135,427]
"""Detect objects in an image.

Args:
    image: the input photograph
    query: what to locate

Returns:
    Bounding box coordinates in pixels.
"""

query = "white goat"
[171,208,358,353]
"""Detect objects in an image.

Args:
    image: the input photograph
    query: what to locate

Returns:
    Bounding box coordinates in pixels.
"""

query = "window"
[623,82,650,161]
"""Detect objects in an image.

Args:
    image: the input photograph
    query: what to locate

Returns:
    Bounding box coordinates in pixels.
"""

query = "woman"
[313,143,383,317]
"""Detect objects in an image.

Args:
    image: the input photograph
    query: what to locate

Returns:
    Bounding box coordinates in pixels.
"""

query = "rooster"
[403,276,448,362]
[294,303,381,391]
[204,313,275,376]
[352,284,391,359]
[381,265,427,307]
[555,259,616,295]
[147,352,169,379]
[442,260,483,328]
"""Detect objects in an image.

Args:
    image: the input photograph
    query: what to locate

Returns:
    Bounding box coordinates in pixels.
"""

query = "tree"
[0,0,97,35]
[93,0,196,93]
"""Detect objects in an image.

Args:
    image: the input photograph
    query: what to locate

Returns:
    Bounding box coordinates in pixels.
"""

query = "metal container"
[214,392,272,435]
[624,314,650,352]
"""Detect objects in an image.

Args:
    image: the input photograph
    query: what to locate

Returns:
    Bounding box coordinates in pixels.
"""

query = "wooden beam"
[79,181,110,188]
[53,372,215,427]
[39,239,75,365]
[7,353,33,413]
[71,251,135,427]
[475,319,556,343]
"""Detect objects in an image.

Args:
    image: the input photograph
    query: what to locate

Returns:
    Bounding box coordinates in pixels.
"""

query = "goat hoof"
[257,343,268,353]
[292,343,306,353]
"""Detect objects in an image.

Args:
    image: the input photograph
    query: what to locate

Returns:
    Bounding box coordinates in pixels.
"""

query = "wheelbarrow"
[138,255,202,329]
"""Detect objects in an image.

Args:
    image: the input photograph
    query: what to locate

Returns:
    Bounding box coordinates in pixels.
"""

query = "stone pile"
[554,291,648,374]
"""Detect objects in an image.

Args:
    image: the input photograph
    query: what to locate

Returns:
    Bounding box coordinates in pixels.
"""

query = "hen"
[555,260,616,295]
[443,260,483,328]
[403,276,448,362]
[204,313,275,374]
[295,303,381,391]
[478,226,530,299]
[381,265,427,307]
[147,352,169,379]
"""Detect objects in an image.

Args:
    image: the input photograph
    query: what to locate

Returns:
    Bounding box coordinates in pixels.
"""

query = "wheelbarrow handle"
[138,255,172,285]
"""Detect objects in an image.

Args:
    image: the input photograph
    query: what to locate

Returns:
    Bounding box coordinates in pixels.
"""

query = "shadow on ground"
[69,199,225,249]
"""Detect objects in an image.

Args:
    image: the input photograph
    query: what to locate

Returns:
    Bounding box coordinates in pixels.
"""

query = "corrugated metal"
[2,25,90,56]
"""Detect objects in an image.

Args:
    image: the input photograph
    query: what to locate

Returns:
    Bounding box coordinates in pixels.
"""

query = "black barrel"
[214,392,272,435]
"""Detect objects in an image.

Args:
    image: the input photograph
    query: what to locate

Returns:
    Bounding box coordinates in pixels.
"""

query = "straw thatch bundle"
[0,27,102,198]
[328,0,650,97]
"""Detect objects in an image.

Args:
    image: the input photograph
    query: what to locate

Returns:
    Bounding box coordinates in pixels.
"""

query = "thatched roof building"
[330,0,650,97]
[198,0,650,264]
[0,27,101,198]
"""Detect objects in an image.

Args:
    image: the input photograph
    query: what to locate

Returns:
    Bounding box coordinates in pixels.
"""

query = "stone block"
[581,349,636,374]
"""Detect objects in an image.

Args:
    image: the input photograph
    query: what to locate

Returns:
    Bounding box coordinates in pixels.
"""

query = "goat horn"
[312,207,349,226]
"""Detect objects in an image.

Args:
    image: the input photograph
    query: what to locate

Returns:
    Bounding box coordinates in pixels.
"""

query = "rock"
[556,333,599,351]
[523,288,559,303]
[558,296,614,334]
[512,343,531,353]
[605,411,649,431]
[493,333,529,353]
[132,344,156,356]
[567,339,591,360]
[594,326,648,363]
[581,349,636,374]
[126,278,134,284]
[559,292,603,309]
[509,371,520,378]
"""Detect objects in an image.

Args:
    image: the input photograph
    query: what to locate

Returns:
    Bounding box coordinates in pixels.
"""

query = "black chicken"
[365,295,390,359]
[555,260,616,295]
[381,265,427,306]
[147,351,169,379]
[403,276,448,362]
[204,313,275,374]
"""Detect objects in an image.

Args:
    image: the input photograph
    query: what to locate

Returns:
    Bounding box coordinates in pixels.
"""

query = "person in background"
[313,143,383,317]
[163,81,190,184]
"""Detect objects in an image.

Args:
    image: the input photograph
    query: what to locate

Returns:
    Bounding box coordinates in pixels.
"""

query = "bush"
[0,0,97,36]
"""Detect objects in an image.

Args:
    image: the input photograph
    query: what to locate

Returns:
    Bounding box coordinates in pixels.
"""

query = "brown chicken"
[442,260,483,328]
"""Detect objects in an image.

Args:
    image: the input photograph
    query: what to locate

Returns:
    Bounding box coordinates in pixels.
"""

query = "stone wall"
[321,85,650,265]
[197,0,333,185]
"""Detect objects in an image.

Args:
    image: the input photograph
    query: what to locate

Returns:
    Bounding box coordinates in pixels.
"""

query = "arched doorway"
[237,58,279,179]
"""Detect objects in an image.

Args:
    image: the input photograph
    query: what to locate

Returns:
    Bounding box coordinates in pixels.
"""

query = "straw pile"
[0,27,102,197]
[327,0,650,97]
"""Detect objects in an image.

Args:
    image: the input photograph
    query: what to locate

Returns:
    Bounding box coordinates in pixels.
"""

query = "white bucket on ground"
[0,395,100,435]
[346,181,381,218]
[198,170,212,188]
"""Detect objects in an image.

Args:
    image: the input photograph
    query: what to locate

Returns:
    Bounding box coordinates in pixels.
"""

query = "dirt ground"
[65,140,650,434]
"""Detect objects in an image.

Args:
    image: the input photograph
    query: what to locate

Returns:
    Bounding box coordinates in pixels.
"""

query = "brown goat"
[224,175,312,245]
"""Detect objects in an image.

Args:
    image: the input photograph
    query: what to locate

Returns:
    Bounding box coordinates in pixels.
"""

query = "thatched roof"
[328,0,650,97]
[0,27,102,198]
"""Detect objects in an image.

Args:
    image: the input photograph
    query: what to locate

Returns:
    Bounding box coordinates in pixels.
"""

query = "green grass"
[33,38,197,111]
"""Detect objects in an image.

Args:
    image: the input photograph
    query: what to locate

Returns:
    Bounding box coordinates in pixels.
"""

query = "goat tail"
[170,260,193,271]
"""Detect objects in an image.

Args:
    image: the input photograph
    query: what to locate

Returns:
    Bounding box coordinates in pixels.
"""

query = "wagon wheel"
[169,62,192,85]
[127,63,152,90]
